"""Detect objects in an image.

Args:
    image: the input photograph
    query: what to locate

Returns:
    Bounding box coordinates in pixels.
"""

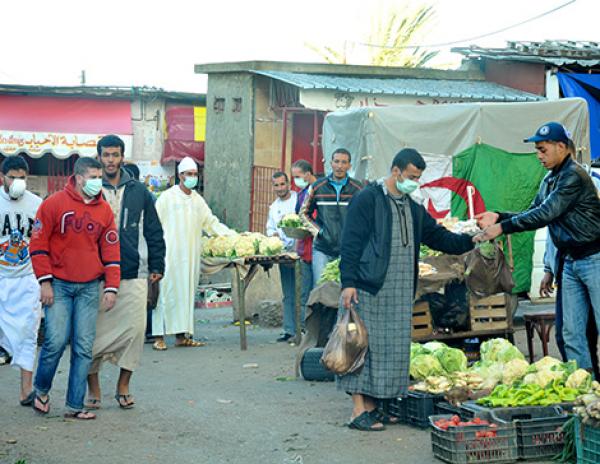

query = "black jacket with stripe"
[300,175,363,257]
[102,170,166,280]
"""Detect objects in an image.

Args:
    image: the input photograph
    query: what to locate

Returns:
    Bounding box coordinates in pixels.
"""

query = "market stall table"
[202,254,301,350]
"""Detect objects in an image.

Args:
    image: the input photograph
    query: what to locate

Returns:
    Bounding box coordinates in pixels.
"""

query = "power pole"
[80,70,86,85]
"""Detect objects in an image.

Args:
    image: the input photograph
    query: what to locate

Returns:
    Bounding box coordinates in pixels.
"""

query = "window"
[213,97,225,113]
[232,97,242,113]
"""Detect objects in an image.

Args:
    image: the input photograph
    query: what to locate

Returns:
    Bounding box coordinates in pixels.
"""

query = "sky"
[1,0,598,93]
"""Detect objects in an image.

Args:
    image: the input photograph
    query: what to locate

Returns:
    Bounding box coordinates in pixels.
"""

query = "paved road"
[0,305,557,464]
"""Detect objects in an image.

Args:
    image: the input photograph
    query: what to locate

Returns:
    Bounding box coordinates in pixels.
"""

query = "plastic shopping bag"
[464,241,514,297]
[320,305,368,375]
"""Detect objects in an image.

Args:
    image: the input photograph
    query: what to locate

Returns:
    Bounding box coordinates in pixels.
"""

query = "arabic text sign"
[0,130,102,158]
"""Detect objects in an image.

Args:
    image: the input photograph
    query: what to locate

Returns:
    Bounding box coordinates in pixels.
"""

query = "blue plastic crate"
[575,416,600,464]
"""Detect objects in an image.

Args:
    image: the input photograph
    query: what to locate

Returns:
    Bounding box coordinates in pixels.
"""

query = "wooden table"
[232,255,301,351]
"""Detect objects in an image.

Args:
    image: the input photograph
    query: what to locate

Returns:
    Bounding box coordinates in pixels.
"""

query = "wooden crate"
[412,300,433,338]
[469,293,509,331]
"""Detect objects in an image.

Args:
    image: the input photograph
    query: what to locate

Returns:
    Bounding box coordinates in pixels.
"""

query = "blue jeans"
[279,264,297,336]
[312,248,337,288]
[562,252,600,370]
[300,261,313,329]
[34,279,100,411]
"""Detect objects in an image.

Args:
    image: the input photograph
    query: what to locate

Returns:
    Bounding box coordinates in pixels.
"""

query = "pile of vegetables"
[572,380,600,426]
[476,380,580,407]
[476,358,593,407]
[433,415,498,437]
[410,341,471,393]
[317,258,341,284]
[278,213,305,228]
[409,338,595,406]
[419,245,442,259]
[203,233,283,258]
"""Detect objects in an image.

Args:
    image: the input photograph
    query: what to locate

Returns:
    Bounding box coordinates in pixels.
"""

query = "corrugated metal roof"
[252,70,544,102]
[452,40,600,66]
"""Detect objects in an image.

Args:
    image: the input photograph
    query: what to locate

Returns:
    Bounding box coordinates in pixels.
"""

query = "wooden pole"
[236,265,248,351]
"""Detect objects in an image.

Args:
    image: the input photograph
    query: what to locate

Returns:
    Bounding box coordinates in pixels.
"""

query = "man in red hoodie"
[29,157,120,420]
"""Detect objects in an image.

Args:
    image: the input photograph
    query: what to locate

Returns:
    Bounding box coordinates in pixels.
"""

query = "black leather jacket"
[500,156,600,259]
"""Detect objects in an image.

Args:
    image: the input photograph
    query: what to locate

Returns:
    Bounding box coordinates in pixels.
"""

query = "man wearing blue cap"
[476,122,600,373]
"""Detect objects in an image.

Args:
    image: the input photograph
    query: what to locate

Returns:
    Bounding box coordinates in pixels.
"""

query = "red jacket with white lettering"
[29,176,120,293]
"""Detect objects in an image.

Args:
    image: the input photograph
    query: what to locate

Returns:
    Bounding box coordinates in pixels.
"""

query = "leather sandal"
[348,411,385,431]
[115,393,135,409]
[175,338,206,347]
[152,339,167,351]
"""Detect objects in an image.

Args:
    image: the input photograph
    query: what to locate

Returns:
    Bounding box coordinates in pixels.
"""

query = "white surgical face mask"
[8,178,26,199]
[83,178,103,197]
[294,177,308,189]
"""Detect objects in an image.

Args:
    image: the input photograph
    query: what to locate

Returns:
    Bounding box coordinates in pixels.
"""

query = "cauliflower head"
[259,236,283,255]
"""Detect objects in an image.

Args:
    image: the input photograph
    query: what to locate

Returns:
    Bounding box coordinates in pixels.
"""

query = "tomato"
[489,423,497,428]
[472,417,482,425]
[451,415,460,424]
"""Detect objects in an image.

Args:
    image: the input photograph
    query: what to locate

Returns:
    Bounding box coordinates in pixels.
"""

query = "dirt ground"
[0,304,559,464]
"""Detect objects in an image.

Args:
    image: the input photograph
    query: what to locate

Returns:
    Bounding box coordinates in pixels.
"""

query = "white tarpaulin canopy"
[322,98,591,181]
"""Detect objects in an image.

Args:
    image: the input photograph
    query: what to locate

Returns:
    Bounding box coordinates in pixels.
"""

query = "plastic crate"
[436,402,464,417]
[406,391,445,428]
[387,396,407,423]
[575,416,600,464]
[490,406,569,460]
[436,402,490,419]
[429,413,518,464]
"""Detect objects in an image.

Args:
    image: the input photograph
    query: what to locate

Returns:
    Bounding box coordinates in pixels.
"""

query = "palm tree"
[306,3,438,67]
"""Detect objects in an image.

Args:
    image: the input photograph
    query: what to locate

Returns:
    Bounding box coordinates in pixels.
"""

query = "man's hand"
[539,272,555,298]
[40,281,54,306]
[341,287,358,310]
[102,292,117,311]
[475,211,499,229]
[149,273,163,283]
[474,224,503,243]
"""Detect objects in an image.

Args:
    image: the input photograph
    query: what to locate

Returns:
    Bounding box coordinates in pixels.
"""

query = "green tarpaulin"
[451,144,547,293]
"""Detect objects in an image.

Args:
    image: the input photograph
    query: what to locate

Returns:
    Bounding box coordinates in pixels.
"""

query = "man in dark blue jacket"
[87,135,166,410]
[300,148,362,286]
[339,148,474,431]
[477,122,600,374]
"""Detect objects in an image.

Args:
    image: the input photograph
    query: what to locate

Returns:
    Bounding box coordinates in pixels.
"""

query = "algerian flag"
[419,144,546,293]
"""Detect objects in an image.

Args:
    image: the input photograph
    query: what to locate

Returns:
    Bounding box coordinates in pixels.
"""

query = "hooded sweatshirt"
[29,176,120,293]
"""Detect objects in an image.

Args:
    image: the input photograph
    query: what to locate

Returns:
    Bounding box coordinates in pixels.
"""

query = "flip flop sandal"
[64,410,96,420]
[348,411,386,432]
[20,391,35,407]
[152,340,167,351]
[369,409,400,425]
[115,394,135,409]
[32,393,50,415]
[85,398,102,409]
[175,338,206,347]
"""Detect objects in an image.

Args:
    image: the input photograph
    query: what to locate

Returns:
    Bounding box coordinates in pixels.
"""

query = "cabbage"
[410,342,430,360]
[409,354,444,380]
[435,347,467,374]
[480,338,524,363]
[565,369,592,391]
[422,341,447,354]
[502,358,530,385]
